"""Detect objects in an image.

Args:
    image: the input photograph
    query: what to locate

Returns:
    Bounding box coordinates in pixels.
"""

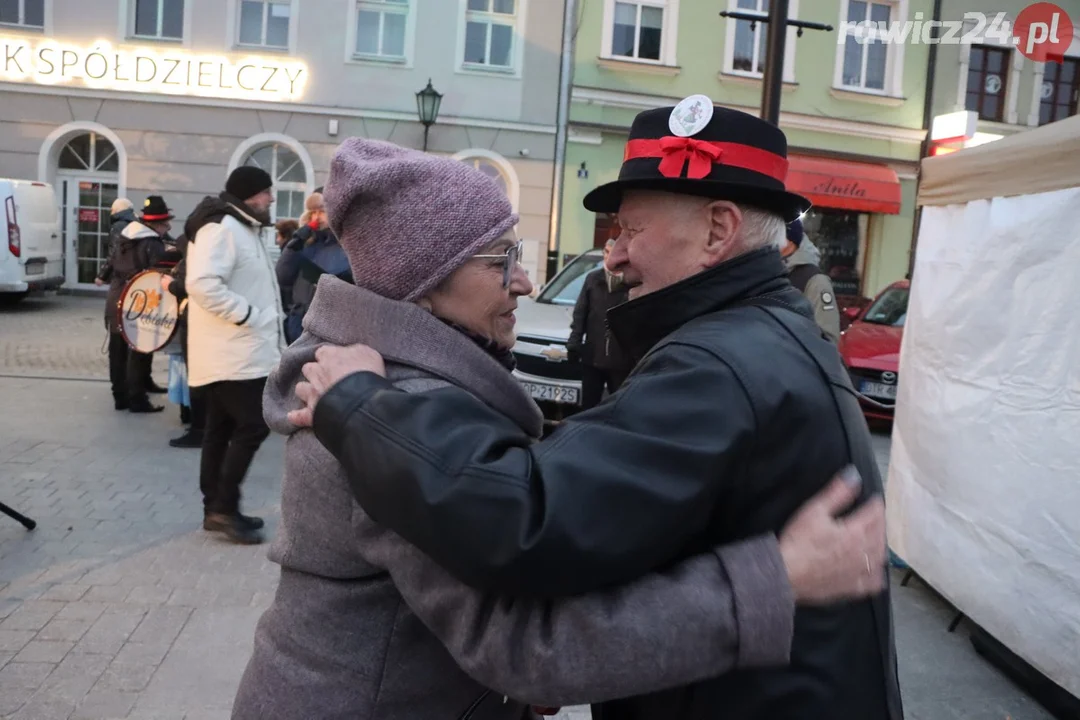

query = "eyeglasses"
[473,240,524,288]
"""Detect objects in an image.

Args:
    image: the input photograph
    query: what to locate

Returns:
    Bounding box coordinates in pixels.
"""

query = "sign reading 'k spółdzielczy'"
[0,37,308,102]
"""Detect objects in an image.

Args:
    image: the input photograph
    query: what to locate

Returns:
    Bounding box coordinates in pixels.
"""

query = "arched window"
[463,156,508,195]
[452,149,519,210]
[241,142,308,221]
[58,133,120,173]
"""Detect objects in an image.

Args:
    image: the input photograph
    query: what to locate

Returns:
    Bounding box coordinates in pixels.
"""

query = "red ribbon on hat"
[624,137,789,182]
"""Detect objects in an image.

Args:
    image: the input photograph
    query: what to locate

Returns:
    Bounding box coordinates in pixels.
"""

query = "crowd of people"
[99,170,349,543]
[97,99,900,719]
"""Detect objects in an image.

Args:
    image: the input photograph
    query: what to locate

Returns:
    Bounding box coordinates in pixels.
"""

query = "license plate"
[861,381,898,400]
[521,381,580,405]
[25,261,44,276]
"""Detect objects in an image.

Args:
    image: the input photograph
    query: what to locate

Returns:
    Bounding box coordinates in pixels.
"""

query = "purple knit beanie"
[324,138,519,302]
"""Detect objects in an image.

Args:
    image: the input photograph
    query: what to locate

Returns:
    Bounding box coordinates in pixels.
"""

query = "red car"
[839,280,909,421]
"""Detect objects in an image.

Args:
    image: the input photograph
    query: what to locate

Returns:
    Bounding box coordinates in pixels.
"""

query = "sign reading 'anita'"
[0,37,308,102]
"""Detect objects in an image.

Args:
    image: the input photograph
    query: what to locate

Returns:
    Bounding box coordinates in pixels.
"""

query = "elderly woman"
[232,139,886,719]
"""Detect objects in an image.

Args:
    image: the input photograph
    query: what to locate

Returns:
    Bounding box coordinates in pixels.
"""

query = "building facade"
[0,0,565,289]
[555,0,933,301]
[927,0,1079,147]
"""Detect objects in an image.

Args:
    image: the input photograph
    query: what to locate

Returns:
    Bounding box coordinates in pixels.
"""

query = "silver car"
[512,249,604,424]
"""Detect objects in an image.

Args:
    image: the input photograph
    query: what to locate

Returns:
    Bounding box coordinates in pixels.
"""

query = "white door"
[59,176,119,288]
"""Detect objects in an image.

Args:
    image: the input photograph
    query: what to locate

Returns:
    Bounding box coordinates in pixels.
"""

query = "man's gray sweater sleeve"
[355,520,794,707]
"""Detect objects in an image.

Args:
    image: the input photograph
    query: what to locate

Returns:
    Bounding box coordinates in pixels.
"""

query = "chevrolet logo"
[539,346,568,362]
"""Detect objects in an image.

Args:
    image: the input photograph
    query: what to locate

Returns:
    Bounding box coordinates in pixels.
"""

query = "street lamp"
[416,79,443,152]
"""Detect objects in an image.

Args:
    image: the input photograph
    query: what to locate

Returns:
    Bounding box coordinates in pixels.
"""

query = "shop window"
[463,0,517,70]
[0,0,44,27]
[239,0,291,49]
[242,143,307,222]
[802,209,867,298]
[1039,58,1079,126]
[965,45,1010,122]
[58,133,120,173]
[839,0,894,92]
[134,0,184,40]
[355,0,409,60]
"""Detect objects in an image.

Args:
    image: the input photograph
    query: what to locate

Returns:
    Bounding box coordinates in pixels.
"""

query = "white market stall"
[887,114,1080,700]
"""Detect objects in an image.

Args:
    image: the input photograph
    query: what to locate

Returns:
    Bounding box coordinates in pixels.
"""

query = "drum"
[117,269,180,353]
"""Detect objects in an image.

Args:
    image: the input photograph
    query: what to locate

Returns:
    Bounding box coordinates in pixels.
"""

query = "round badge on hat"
[669,94,714,138]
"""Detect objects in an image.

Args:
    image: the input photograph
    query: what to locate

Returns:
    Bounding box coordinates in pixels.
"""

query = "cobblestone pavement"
[0,297,1057,720]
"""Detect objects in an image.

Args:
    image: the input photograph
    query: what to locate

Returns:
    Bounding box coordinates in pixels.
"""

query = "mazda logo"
[881,372,897,385]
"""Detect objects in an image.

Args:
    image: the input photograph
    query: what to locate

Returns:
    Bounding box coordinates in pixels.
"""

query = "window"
[802,209,868,298]
[965,45,1010,121]
[133,0,184,39]
[862,286,908,327]
[1039,58,1079,126]
[58,133,120,173]
[239,0,290,49]
[537,251,604,305]
[242,143,307,223]
[355,0,409,59]
[611,1,663,62]
[463,0,517,69]
[0,0,44,27]
[840,0,892,91]
[731,0,769,74]
[461,156,509,195]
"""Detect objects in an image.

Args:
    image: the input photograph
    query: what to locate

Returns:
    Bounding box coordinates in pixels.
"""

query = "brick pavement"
[0,297,1057,720]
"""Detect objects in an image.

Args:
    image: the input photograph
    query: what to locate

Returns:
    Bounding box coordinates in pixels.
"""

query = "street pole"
[760,0,790,126]
[546,0,577,283]
[718,10,832,128]
[909,0,944,279]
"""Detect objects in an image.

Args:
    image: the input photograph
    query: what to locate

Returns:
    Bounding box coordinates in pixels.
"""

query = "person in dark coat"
[289,103,903,720]
[567,239,630,409]
[97,198,163,408]
[275,193,351,344]
[103,196,173,413]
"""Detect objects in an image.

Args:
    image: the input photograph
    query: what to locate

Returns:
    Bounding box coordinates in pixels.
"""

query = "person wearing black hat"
[783,217,841,343]
[289,100,902,719]
[183,165,285,544]
[107,195,174,413]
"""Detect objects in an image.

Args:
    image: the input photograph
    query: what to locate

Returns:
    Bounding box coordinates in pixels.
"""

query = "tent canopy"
[918,114,1080,207]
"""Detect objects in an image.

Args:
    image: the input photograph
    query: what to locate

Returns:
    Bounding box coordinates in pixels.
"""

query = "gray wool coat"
[231,276,795,720]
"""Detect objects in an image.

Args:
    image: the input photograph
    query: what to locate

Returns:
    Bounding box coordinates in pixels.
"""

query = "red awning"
[786,155,903,215]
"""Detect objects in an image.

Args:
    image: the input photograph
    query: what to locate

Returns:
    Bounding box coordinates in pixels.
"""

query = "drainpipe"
[909,0,943,279]
[546,0,577,284]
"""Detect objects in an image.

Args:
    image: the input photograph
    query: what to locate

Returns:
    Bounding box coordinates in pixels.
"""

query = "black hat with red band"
[583,98,811,222]
[140,195,174,222]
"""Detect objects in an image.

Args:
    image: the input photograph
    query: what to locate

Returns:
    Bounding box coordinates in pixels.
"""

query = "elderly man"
[291,103,902,719]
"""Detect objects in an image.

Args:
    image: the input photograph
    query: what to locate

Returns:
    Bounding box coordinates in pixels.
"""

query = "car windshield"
[862,287,909,327]
[537,253,604,305]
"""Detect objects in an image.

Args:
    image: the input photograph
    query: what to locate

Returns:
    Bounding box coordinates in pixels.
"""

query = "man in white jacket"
[184,166,285,544]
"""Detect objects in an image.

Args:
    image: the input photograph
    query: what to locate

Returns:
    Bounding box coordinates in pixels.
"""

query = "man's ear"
[702,201,741,268]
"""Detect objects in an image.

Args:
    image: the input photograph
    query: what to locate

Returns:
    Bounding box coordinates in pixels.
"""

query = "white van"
[0,179,64,302]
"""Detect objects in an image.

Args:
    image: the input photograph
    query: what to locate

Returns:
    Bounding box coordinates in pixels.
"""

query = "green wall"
[556,0,940,297]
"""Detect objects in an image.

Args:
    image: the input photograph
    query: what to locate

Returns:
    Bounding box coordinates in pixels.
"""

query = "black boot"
[203,513,263,544]
[169,429,203,448]
[114,397,130,411]
[129,401,164,414]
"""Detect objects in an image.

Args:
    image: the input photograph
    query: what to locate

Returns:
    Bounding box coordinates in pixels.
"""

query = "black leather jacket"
[567,268,629,370]
[312,248,903,720]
